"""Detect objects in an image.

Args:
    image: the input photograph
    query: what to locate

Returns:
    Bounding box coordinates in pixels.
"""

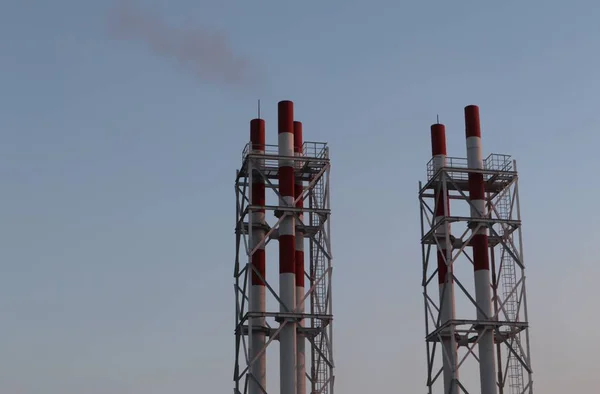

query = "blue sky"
[2,0,600,393]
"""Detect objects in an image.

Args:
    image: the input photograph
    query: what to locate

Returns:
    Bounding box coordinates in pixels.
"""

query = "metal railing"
[426,153,514,181]
[242,141,328,161]
[303,141,329,159]
[485,153,513,172]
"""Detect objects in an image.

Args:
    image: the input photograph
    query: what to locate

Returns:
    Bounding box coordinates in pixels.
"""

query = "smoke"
[107,0,261,87]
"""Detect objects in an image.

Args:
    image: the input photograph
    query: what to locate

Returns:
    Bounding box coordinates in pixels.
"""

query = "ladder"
[496,189,525,394]
[310,173,331,394]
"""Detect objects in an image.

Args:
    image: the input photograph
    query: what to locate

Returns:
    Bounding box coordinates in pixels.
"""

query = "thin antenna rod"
[258,99,261,119]
[437,114,440,124]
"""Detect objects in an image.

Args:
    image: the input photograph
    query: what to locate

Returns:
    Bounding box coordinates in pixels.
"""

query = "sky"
[2,0,600,393]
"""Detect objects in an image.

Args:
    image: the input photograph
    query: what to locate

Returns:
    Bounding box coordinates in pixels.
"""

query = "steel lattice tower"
[418,105,534,394]
[234,100,334,394]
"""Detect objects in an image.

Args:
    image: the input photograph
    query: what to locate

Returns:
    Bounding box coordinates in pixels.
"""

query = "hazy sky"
[2,0,600,393]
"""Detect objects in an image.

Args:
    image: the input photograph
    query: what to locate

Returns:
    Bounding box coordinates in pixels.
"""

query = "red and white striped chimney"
[294,120,306,394]
[431,123,459,394]
[249,118,267,394]
[464,105,497,394]
[278,100,297,394]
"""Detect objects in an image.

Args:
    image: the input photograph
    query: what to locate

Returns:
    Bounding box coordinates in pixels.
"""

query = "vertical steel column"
[431,123,459,394]
[294,121,306,394]
[464,105,497,394]
[278,100,297,394]
[249,118,267,394]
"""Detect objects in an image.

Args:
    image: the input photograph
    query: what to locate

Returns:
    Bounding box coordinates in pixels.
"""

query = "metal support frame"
[234,141,334,394]
[419,154,534,394]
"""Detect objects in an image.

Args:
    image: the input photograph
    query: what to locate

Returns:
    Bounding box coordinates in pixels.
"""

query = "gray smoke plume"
[108,0,261,87]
